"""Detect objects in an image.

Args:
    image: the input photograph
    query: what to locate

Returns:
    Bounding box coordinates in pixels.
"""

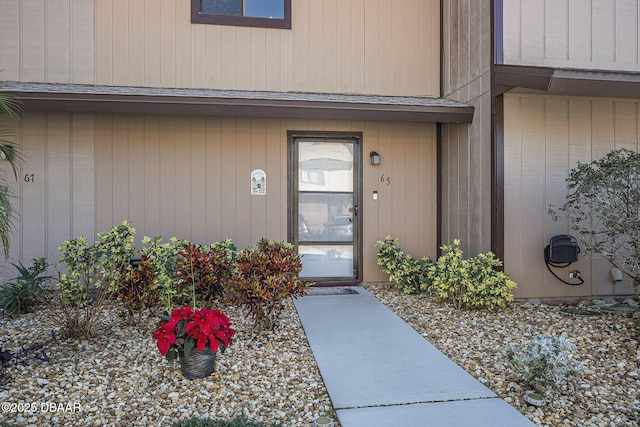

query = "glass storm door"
[289,133,361,282]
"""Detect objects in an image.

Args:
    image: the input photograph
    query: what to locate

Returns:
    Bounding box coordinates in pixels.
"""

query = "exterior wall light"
[370,151,380,165]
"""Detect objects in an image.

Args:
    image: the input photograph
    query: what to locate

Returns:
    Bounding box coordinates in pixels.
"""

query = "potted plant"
[152,306,235,379]
[151,240,238,379]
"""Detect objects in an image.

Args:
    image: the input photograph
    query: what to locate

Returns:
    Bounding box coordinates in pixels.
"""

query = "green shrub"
[427,239,467,308]
[227,238,308,331]
[503,334,585,395]
[375,236,432,294]
[427,239,516,310]
[134,237,236,313]
[173,415,282,427]
[45,221,138,339]
[463,251,517,310]
[0,258,52,316]
[0,281,35,316]
[141,235,186,312]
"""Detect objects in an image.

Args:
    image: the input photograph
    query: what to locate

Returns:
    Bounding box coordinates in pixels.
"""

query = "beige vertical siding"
[2,113,95,270]
[504,93,639,299]
[0,0,95,83]
[2,0,440,95]
[1,112,436,283]
[94,115,437,282]
[441,0,493,255]
[502,0,640,71]
[91,0,440,96]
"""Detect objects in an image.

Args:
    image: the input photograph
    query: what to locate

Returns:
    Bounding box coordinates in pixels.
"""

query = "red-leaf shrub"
[174,241,236,307]
[116,254,160,325]
[226,238,308,331]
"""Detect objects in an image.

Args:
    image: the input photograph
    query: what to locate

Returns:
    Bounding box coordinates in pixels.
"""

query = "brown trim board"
[494,65,640,98]
[492,95,505,264]
[491,0,505,263]
[2,84,475,124]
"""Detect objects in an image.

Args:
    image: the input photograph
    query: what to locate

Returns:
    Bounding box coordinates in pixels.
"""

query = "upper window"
[191,0,291,29]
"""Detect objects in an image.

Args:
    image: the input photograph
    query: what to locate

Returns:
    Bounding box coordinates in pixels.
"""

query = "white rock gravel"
[367,284,640,427]
[0,300,336,427]
[2,286,639,427]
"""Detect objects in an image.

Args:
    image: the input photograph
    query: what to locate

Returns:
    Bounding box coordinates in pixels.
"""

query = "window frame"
[191,0,291,29]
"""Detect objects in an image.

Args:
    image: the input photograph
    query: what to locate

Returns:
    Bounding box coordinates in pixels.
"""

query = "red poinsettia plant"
[152,306,236,363]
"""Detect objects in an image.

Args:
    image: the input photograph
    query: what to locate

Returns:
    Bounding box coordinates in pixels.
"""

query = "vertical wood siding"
[2,0,439,95]
[1,113,437,284]
[441,0,493,255]
[93,115,437,282]
[0,0,95,83]
[504,94,639,299]
[3,113,95,269]
[91,0,440,96]
[502,0,640,71]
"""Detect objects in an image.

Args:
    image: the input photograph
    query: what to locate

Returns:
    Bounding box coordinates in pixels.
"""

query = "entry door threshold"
[308,280,361,287]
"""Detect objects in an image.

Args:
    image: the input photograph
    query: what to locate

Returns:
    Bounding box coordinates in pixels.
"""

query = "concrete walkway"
[294,287,536,427]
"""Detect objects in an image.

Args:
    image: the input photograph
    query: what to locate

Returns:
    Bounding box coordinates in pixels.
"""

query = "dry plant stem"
[42,276,112,340]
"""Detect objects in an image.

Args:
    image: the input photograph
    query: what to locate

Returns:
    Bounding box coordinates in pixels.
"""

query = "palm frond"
[0,89,23,257]
[0,92,22,121]
[0,140,23,179]
[0,91,24,179]
[0,184,14,258]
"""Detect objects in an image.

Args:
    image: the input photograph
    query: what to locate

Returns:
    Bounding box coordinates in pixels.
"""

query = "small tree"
[550,149,640,292]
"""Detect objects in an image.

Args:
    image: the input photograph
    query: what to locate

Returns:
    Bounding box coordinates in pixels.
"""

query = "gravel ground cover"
[2,285,639,427]
[367,284,640,427]
[0,300,335,427]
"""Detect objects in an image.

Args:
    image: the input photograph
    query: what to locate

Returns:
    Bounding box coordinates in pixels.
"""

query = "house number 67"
[24,173,35,183]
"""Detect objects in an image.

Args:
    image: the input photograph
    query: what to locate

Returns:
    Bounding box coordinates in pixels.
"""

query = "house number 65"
[24,173,35,183]
[380,174,391,185]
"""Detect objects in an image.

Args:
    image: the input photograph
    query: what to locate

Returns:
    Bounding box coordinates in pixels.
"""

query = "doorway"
[288,131,362,283]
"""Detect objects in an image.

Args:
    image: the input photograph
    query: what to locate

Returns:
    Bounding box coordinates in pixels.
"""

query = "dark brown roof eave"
[1,83,475,124]
[494,64,640,98]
